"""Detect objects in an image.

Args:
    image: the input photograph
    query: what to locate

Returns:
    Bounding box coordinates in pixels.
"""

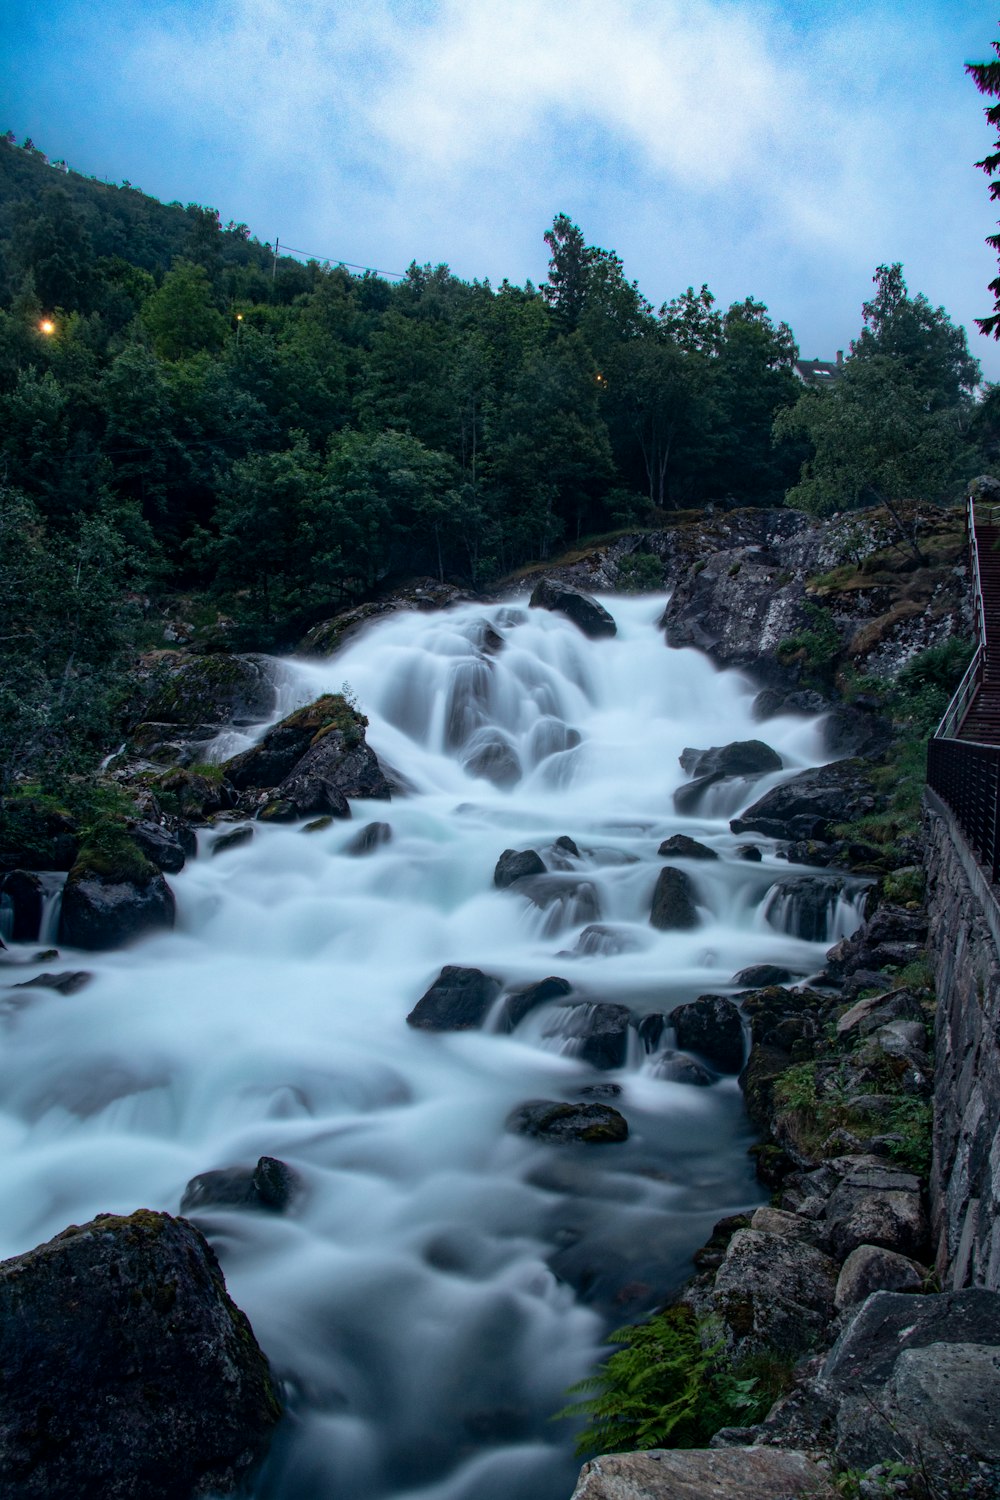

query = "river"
[0,593,864,1500]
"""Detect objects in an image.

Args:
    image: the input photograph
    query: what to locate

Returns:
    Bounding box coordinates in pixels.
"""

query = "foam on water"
[0,594,857,1500]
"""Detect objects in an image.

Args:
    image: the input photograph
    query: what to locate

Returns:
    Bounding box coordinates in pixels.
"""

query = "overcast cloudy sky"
[4,0,1000,376]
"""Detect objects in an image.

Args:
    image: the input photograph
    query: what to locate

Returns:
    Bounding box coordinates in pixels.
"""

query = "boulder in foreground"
[0,1209,282,1499]
[570,1446,835,1498]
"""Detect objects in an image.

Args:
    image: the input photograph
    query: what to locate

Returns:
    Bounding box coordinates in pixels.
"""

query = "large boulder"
[139,652,275,733]
[224,695,390,801]
[763,874,849,943]
[58,829,175,952]
[672,995,744,1073]
[0,1210,282,1499]
[712,1228,840,1356]
[570,1447,836,1499]
[730,760,878,841]
[505,1099,628,1144]
[496,976,573,1032]
[650,867,700,930]
[494,848,547,888]
[679,740,782,779]
[543,1001,632,1069]
[406,966,503,1030]
[821,1161,928,1261]
[528,579,617,638]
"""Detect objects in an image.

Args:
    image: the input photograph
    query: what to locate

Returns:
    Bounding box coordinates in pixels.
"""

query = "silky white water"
[0,595,864,1500]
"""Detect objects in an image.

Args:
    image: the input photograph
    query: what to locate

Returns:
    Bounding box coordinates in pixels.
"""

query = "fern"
[555,1307,767,1457]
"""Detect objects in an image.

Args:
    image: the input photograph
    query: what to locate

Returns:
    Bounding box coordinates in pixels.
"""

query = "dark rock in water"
[735,843,763,861]
[210,825,254,857]
[505,1098,628,1143]
[463,736,522,788]
[225,694,390,800]
[128,821,188,874]
[733,963,795,988]
[0,870,46,941]
[569,924,641,957]
[679,740,782,779]
[672,994,744,1073]
[256,799,299,823]
[672,773,727,815]
[528,579,617,638]
[731,760,877,842]
[764,873,848,942]
[346,821,392,855]
[181,1155,300,1215]
[650,866,700,930]
[496,976,573,1032]
[59,848,175,953]
[517,875,601,933]
[650,1051,714,1085]
[494,848,546,888]
[14,970,91,995]
[303,816,333,833]
[263,771,351,821]
[658,834,718,860]
[636,1013,668,1052]
[0,1209,282,1500]
[576,1082,623,1099]
[407,965,503,1030]
[554,834,581,858]
[543,1001,631,1070]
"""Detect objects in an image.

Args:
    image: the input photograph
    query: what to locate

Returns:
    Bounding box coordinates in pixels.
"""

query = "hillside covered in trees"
[0,132,994,801]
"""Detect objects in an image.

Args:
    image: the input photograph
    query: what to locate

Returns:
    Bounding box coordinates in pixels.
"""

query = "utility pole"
[272,238,279,282]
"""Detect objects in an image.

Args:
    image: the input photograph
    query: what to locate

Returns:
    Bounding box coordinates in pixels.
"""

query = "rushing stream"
[0,594,866,1500]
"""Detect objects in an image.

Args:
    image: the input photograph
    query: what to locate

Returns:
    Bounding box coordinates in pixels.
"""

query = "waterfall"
[0,595,855,1500]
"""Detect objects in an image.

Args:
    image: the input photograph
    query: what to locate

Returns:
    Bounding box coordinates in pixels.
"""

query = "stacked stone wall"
[925,789,1000,1286]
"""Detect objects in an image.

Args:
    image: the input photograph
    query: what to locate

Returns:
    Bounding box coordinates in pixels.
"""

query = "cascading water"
[0,595,860,1500]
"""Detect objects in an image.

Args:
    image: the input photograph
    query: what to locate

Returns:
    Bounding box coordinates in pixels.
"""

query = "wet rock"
[570,1447,836,1499]
[462,735,522,788]
[673,773,731,815]
[764,874,849,942]
[649,866,700,930]
[346,821,392,855]
[680,740,782,779]
[155,768,234,821]
[636,1013,668,1051]
[649,1051,714,1085]
[210,825,254,856]
[834,1244,926,1310]
[554,834,581,858]
[261,772,351,821]
[822,1162,928,1260]
[576,1082,623,1099]
[13,970,92,995]
[568,924,641,957]
[496,976,573,1032]
[730,760,878,842]
[181,1155,300,1215]
[517,875,601,934]
[672,994,744,1073]
[505,1099,628,1144]
[712,1228,840,1356]
[657,834,718,860]
[733,963,795,987]
[0,870,47,941]
[735,843,763,861]
[0,1209,282,1500]
[528,579,617,638]
[225,694,390,800]
[407,965,503,1030]
[749,1206,818,1241]
[127,821,188,874]
[494,848,547,888]
[544,1001,632,1069]
[58,839,175,953]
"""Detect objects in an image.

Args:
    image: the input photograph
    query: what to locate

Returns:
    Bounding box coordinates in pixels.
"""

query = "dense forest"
[0,132,993,800]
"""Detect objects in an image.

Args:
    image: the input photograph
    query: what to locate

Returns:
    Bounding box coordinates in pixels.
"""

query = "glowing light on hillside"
[39,318,55,335]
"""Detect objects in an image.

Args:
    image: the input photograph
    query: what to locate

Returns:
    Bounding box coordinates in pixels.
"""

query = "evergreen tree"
[967,36,1000,337]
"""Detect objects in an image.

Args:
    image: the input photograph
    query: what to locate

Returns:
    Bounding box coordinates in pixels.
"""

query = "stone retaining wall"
[925,788,1000,1287]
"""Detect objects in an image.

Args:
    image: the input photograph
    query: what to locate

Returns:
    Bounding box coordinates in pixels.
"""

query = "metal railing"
[927,493,1000,880]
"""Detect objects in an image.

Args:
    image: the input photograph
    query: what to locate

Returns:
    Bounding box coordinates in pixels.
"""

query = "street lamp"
[38,318,55,336]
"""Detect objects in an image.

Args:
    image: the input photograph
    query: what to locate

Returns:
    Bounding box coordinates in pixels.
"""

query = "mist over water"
[0,595,863,1500]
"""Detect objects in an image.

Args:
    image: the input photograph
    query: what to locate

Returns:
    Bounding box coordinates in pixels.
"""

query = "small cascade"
[0,593,863,1500]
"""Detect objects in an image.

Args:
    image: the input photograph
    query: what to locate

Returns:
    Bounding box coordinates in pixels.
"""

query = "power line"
[275,239,408,280]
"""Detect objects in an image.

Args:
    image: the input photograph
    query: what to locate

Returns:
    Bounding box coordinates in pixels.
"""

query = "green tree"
[851,263,980,406]
[967,36,1000,337]
[140,260,226,360]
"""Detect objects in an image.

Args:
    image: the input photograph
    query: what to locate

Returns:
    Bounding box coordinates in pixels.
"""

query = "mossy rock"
[139,653,274,729]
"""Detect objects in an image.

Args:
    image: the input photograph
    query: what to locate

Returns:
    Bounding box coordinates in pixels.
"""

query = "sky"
[4,0,1000,377]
